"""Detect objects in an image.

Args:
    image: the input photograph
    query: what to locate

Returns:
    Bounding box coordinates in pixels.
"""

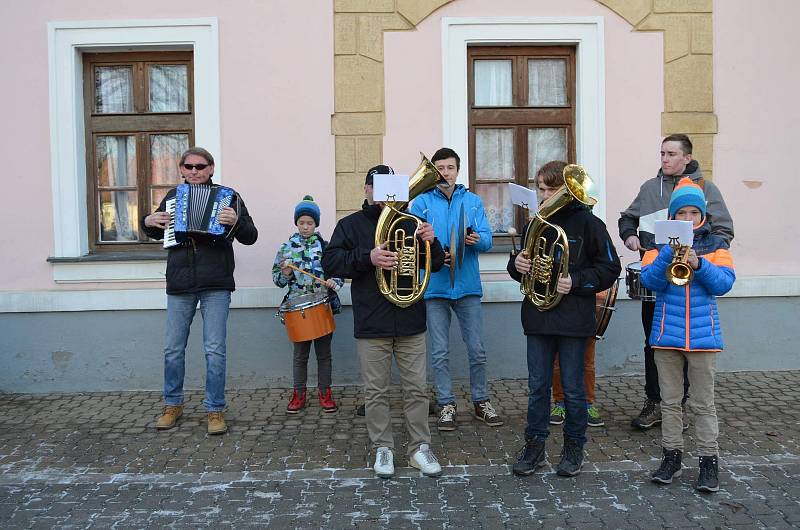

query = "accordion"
[163,184,237,248]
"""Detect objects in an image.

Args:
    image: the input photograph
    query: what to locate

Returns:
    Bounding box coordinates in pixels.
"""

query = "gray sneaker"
[549,403,566,425]
[437,403,457,431]
[631,398,662,430]
[474,400,504,427]
[587,404,604,427]
[373,447,394,478]
[410,443,442,477]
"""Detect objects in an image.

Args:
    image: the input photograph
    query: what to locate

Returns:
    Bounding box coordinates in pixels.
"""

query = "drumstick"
[284,262,327,284]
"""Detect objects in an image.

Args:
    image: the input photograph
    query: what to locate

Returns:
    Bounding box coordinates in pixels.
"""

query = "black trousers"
[642,300,689,402]
[293,333,333,391]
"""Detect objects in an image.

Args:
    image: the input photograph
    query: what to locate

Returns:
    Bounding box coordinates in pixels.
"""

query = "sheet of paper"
[372,174,410,202]
[654,219,694,246]
[507,183,538,214]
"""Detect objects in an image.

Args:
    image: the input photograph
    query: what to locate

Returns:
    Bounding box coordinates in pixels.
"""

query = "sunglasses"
[182,163,210,171]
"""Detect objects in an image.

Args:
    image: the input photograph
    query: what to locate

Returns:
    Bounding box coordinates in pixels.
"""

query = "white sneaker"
[373,447,394,478]
[410,444,442,477]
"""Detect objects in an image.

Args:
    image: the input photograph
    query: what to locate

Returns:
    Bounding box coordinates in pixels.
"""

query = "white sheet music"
[655,220,694,246]
[373,174,410,202]
[508,183,539,214]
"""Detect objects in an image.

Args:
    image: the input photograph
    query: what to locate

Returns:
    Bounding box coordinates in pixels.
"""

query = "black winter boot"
[651,448,682,484]
[695,455,720,493]
[556,437,584,477]
[512,437,546,476]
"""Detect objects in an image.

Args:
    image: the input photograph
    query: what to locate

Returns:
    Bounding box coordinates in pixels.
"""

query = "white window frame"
[441,16,607,222]
[47,18,220,281]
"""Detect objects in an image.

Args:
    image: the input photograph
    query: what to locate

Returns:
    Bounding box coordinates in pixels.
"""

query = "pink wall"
[2,0,796,294]
[384,0,663,270]
[0,1,335,291]
[714,0,800,275]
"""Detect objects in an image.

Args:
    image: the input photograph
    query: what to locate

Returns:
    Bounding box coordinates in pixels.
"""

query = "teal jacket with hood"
[409,184,492,300]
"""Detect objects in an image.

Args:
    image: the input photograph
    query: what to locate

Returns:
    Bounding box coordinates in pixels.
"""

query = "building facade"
[1,0,798,392]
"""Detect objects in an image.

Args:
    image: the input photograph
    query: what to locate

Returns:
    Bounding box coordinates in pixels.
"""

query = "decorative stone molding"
[332,0,718,216]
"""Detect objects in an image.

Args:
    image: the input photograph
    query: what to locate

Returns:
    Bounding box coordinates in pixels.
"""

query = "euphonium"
[666,238,694,286]
[374,153,446,308]
[521,164,597,311]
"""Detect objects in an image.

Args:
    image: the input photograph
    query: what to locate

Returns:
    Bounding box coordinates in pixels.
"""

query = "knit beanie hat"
[669,177,706,220]
[294,195,320,226]
[365,164,394,185]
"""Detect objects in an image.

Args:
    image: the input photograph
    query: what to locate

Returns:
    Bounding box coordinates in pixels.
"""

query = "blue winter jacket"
[409,185,492,299]
[640,224,735,352]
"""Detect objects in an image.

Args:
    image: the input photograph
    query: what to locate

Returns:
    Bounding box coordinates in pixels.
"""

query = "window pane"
[99,191,138,242]
[150,188,172,215]
[96,136,137,187]
[94,66,133,113]
[528,128,567,180]
[475,129,515,181]
[475,183,513,233]
[528,59,567,106]
[149,65,189,112]
[150,134,189,185]
[474,60,512,106]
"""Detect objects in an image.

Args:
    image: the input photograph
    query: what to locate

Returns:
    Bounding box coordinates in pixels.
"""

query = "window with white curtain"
[83,52,194,251]
[468,45,575,236]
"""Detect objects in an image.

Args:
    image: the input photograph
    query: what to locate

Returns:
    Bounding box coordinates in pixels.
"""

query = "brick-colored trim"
[333,0,718,215]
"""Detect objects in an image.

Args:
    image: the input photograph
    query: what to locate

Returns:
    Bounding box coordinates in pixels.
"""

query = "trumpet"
[666,238,694,286]
[374,153,445,307]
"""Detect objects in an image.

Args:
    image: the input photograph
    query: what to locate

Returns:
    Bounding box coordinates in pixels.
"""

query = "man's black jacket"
[507,201,621,337]
[322,200,444,338]
[141,182,258,294]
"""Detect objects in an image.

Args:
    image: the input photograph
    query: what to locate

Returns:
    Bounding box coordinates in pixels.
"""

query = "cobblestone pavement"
[0,371,798,528]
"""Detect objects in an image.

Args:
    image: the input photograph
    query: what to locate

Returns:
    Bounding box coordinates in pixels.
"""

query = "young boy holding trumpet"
[641,178,736,492]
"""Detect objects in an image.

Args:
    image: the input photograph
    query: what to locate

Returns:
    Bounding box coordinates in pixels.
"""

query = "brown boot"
[156,405,183,430]
[207,411,227,435]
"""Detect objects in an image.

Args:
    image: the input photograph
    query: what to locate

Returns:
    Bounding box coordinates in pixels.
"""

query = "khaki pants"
[654,348,719,455]
[357,333,431,457]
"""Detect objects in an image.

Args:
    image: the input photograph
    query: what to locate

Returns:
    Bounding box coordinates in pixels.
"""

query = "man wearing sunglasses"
[142,147,258,435]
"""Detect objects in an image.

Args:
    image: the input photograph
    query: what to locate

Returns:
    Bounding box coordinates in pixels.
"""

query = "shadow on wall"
[0,297,796,393]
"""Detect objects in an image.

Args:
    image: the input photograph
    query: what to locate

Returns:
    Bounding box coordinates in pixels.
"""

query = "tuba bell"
[521,164,597,311]
[374,153,446,308]
[666,237,694,286]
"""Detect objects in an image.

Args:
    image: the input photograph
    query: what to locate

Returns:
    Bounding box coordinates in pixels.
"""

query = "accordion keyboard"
[163,197,178,248]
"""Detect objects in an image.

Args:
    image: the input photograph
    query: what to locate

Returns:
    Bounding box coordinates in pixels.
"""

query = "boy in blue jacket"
[641,177,736,493]
[409,148,503,431]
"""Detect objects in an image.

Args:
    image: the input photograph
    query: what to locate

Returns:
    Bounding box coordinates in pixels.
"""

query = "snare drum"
[625,261,655,301]
[595,278,621,340]
[278,292,336,342]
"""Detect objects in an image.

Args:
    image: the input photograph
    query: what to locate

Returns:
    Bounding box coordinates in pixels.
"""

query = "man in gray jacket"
[619,134,733,430]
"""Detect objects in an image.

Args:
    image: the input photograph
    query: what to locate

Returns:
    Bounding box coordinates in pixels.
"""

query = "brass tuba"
[521,164,597,311]
[666,238,694,286]
[374,153,446,308]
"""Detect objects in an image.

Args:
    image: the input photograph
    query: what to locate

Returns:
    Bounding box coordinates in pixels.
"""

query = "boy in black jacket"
[322,165,445,479]
[142,147,257,435]
[508,161,620,477]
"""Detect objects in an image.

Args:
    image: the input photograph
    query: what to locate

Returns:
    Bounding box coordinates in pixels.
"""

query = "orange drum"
[594,277,621,340]
[278,292,335,342]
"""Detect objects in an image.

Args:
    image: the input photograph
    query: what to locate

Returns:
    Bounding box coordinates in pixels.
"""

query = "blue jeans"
[525,334,587,445]
[163,290,231,412]
[426,296,488,406]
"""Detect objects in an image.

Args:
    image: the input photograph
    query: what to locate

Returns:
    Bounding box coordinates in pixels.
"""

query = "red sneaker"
[318,388,338,413]
[287,389,306,414]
